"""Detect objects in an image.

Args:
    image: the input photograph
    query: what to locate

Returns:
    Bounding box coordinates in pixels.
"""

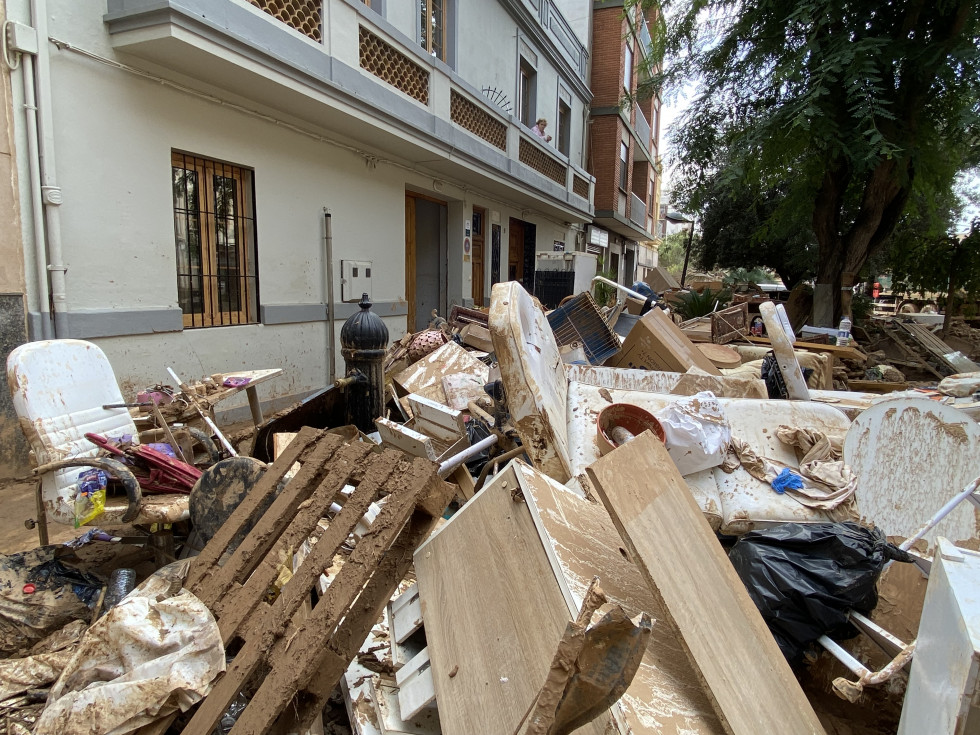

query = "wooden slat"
[229,460,440,735]
[193,434,345,607]
[585,432,826,735]
[186,427,322,592]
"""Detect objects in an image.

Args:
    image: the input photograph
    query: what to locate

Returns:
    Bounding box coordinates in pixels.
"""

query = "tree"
[637,0,980,323]
[695,174,817,290]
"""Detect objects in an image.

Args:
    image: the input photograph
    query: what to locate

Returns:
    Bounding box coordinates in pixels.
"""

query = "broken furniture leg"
[513,577,652,735]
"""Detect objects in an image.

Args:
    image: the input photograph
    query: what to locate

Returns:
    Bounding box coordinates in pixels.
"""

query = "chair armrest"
[33,457,142,523]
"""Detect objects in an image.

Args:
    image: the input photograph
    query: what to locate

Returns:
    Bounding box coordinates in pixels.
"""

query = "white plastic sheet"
[655,391,732,476]
[35,562,224,735]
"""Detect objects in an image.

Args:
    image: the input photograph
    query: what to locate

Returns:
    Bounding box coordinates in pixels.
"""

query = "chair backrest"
[7,339,138,524]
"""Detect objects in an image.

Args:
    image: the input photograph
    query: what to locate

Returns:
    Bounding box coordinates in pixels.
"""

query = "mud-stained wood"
[414,464,611,735]
[179,433,451,735]
[587,432,827,735]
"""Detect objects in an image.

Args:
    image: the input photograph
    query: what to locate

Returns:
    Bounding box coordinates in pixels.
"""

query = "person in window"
[532,118,552,143]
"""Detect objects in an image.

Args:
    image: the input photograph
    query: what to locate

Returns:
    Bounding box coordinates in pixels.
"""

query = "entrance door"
[406,193,448,331]
[508,217,524,284]
[472,207,486,307]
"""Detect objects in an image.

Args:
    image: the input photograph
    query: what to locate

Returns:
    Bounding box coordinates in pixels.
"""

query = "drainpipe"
[324,208,336,384]
[30,0,68,337]
[20,51,52,338]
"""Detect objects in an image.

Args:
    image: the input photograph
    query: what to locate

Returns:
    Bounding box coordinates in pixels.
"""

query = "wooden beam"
[585,432,826,735]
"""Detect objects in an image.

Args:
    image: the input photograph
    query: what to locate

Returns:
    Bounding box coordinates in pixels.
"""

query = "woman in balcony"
[532,118,552,143]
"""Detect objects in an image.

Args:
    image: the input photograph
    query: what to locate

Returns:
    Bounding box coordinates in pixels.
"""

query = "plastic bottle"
[837,316,852,347]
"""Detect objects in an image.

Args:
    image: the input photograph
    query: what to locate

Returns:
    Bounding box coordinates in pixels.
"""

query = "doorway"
[508,217,537,293]
[406,193,448,331]
[472,206,486,307]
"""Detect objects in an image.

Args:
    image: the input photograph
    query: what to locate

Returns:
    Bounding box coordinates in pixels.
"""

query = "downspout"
[20,52,51,338]
[324,208,336,384]
[30,0,67,337]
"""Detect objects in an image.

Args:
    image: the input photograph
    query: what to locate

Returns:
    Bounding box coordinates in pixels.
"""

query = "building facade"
[1,0,595,424]
[586,0,661,288]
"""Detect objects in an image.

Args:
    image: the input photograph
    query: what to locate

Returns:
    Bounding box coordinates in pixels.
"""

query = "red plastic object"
[23,583,35,594]
[596,403,665,456]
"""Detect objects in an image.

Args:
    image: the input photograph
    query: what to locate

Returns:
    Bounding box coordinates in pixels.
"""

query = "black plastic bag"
[728,522,912,661]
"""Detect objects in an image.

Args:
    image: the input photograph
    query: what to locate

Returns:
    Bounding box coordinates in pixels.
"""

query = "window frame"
[171,151,259,329]
[419,0,447,62]
[518,58,536,127]
[623,42,634,93]
[619,141,629,191]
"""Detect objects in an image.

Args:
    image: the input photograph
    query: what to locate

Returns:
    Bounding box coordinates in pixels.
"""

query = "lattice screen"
[244,0,320,41]
[359,27,429,105]
[519,138,566,185]
[572,175,589,199]
[451,90,507,150]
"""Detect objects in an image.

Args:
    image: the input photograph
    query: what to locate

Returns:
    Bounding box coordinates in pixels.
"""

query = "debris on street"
[3,277,980,735]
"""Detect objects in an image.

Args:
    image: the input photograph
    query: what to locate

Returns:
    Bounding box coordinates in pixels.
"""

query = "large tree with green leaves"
[639,0,980,323]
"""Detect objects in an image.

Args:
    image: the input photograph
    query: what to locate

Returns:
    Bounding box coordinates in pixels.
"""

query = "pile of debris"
[3,280,980,735]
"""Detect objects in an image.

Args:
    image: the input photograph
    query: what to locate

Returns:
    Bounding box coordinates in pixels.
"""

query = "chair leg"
[149,527,176,567]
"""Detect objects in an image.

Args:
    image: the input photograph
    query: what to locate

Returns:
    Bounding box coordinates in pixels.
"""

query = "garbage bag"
[0,546,104,656]
[35,560,225,735]
[728,522,912,661]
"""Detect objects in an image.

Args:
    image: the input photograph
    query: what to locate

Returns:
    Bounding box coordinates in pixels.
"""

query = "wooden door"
[508,218,524,283]
[471,207,486,307]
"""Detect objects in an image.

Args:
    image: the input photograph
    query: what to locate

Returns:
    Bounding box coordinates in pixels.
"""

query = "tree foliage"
[695,175,817,290]
[635,0,980,321]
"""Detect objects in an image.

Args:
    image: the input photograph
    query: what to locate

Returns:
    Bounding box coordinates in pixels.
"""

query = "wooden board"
[414,465,612,735]
[516,462,723,734]
[180,430,454,735]
[711,303,749,345]
[759,301,810,400]
[696,343,741,368]
[392,341,489,405]
[605,307,722,375]
[744,335,866,362]
[585,432,827,735]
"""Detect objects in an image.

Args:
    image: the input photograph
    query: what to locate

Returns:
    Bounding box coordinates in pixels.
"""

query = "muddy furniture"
[488,281,852,534]
[7,339,196,529]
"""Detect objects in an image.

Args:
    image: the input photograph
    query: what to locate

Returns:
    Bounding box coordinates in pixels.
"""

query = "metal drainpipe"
[31,0,67,337]
[20,52,52,339]
[324,208,336,384]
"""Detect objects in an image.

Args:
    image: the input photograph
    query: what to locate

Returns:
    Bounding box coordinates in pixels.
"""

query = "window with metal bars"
[171,151,259,328]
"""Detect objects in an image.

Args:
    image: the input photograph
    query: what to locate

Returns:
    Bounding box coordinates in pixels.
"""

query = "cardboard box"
[643,266,681,294]
[604,307,722,375]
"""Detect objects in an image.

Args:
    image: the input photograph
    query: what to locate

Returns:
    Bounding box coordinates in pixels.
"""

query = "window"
[172,152,258,328]
[623,42,634,93]
[619,142,629,190]
[518,58,536,126]
[420,0,446,61]
[557,99,571,156]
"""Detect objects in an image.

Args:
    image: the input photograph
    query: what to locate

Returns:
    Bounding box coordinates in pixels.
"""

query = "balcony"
[629,193,646,227]
[104,0,594,221]
[634,107,651,148]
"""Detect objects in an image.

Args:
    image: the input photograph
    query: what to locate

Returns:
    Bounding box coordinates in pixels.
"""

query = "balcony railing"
[630,193,646,227]
[634,107,651,147]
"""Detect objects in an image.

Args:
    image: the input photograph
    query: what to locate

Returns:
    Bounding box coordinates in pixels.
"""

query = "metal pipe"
[324,208,336,384]
[899,475,980,552]
[31,0,67,336]
[474,445,526,492]
[590,275,646,301]
[438,434,498,478]
[20,53,52,338]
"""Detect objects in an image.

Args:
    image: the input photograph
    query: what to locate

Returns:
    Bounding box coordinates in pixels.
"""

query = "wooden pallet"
[180,427,453,735]
[896,321,980,375]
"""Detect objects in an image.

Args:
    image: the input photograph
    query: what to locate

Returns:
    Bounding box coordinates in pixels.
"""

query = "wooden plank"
[605,306,722,375]
[414,466,611,735]
[585,432,827,735]
[515,461,723,735]
[744,334,866,361]
[376,418,438,461]
[408,394,466,444]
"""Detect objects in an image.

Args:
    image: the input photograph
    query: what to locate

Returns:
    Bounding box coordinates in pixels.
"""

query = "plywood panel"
[586,432,826,735]
[414,465,611,735]
[516,462,723,735]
